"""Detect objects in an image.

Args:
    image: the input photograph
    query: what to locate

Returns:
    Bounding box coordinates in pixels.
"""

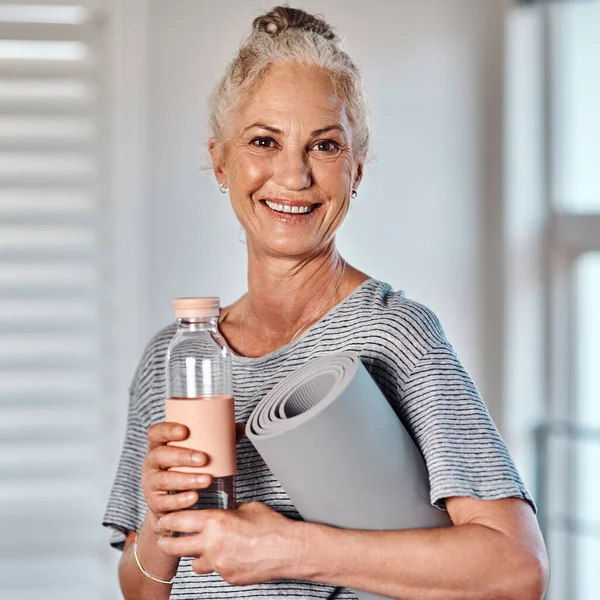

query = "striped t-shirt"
[103,278,533,599]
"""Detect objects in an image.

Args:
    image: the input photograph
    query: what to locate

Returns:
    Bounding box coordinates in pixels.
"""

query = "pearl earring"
[219,182,229,194]
[351,189,358,199]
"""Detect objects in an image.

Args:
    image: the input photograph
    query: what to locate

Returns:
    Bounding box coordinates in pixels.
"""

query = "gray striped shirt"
[103,278,533,599]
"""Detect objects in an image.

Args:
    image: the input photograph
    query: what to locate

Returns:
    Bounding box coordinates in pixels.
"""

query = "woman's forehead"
[236,64,349,131]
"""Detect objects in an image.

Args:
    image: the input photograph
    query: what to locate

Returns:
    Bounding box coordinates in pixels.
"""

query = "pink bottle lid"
[173,297,220,318]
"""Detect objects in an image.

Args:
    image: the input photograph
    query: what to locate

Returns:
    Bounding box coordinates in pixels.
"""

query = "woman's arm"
[119,513,179,600]
[117,421,248,598]
[157,496,548,599]
[117,422,212,599]
[296,496,549,600]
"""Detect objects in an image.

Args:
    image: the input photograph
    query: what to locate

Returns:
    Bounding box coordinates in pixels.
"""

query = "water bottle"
[165,297,236,510]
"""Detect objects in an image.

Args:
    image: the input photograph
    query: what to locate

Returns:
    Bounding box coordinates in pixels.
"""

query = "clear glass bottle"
[165,297,236,510]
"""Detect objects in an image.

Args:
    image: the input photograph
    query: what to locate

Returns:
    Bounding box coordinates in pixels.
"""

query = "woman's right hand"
[142,421,246,529]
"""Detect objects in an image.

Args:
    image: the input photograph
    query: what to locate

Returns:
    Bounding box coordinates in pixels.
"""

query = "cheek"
[312,156,355,193]
[230,153,271,190]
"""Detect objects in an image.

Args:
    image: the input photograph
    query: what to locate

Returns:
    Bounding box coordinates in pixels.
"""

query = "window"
[526,2,600,599]
[0,2,117,598]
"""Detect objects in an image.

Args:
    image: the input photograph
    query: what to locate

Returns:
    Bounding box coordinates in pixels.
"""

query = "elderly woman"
[104,6,549,600]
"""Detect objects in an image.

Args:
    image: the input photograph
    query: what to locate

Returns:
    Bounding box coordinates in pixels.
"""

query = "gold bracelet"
[133,534,176,585]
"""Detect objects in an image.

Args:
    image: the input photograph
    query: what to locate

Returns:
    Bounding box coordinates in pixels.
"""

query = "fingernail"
[192,452,206,465]
[174,426,185,437]
[196,474,210,485]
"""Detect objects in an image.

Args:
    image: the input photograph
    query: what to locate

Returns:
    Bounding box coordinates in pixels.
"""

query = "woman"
[104,7,549,600]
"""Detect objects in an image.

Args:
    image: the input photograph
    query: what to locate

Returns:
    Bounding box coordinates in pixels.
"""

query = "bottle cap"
[173,297,220,319]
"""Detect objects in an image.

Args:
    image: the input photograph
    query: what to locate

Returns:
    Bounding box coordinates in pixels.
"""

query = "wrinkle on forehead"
[232,63,351,138]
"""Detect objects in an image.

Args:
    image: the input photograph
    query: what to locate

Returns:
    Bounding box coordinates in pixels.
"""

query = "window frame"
[537,3,600,600]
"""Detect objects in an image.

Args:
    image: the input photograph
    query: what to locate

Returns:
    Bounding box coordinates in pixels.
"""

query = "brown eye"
[311,140,341,154]
[251,137,277,149]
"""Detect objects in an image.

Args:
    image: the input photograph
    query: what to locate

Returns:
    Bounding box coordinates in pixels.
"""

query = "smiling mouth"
[261,200,319,214]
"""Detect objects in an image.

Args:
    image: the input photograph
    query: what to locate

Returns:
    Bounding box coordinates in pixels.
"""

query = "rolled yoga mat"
[246,352,452,600]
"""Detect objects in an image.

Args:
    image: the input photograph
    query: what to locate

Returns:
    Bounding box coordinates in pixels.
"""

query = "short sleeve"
[102,361,151,550]
[400,342,535,512]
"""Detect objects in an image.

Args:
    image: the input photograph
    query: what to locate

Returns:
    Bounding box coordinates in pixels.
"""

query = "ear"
[353,163,364,191]
[208,138,228,185]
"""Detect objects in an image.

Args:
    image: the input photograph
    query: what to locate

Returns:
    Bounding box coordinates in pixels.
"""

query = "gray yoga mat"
[246,352,452,600]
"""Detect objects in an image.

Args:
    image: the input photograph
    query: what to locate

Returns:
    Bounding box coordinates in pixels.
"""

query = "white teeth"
[264,200,314,214]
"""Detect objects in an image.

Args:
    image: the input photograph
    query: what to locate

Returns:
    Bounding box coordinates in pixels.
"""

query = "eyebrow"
[244,123,282,134]
[243,123,346,136]
[312,124,345,137]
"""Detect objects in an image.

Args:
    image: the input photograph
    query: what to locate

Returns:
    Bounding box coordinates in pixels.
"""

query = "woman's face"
[210,63,363,260]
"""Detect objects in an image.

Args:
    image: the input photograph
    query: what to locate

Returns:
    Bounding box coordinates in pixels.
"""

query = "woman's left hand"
[156,501,307,585]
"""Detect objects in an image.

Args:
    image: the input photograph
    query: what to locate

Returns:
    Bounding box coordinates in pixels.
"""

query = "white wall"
[142,0,511,427]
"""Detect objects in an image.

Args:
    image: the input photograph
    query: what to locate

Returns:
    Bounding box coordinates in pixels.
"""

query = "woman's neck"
[244,242,345,338]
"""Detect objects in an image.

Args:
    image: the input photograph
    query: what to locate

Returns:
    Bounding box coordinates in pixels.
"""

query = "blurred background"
[0,0,598,598]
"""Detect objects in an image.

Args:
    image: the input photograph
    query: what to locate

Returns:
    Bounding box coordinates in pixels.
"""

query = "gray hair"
[208,6,370,161]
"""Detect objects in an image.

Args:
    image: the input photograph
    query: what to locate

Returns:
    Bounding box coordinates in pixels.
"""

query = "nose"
[272,146,312,191]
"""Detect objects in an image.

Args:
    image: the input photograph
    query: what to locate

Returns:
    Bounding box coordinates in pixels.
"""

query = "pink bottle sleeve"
[165,395,237,477]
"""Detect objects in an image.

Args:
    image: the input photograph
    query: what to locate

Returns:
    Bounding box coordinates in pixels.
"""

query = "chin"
[262,237,319,258]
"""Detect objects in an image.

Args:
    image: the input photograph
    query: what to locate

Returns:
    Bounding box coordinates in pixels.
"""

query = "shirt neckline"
[222,277,378,365]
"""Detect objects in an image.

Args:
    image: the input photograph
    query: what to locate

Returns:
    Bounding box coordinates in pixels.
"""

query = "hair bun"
[253,6,337,41]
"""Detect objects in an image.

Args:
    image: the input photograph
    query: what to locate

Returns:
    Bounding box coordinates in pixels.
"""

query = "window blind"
[0,2,114,598]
